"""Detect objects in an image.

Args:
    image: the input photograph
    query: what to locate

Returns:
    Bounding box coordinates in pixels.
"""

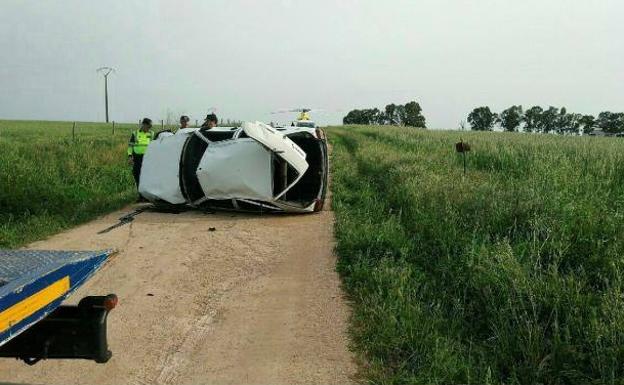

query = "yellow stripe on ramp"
[0,276,70,333]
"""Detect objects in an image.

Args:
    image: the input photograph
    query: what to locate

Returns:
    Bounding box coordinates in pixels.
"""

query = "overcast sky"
[0,0,621,128]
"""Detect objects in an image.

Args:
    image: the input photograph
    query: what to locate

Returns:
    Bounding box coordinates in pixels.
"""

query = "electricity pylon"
[97,67,115,122]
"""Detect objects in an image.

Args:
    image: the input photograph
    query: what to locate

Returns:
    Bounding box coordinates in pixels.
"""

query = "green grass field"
[329,125,624,384]
[0,120,138,247]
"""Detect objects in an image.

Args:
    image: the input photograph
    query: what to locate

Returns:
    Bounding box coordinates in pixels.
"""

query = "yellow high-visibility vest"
[128,130,154,156]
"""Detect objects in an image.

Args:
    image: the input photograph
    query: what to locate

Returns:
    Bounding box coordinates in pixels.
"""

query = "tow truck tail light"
[103,294,118,311]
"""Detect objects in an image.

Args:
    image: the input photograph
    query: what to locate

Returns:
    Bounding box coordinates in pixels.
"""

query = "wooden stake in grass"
[72,122,76,142]
[112,121,115,135]
[455,139,471,174]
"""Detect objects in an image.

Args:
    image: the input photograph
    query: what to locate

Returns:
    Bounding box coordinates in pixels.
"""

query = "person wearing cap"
[201,113,218,129]
[179,115,190,130]
[128,118,155,197]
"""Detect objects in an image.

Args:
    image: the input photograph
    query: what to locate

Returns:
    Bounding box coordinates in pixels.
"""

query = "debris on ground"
[97,207,150,234]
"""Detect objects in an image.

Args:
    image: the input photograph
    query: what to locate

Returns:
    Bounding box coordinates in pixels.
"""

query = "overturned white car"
[138,121,328,213]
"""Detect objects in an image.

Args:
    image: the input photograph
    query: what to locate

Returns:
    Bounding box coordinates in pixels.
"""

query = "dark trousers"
[132,154,144,189]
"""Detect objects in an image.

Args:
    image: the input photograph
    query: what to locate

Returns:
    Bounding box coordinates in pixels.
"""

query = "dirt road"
[0,205,355,384]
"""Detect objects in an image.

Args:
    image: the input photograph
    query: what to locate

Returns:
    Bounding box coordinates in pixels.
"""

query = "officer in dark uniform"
[201,113,218,129]
[128,118,155,198]
[179,115,190,130]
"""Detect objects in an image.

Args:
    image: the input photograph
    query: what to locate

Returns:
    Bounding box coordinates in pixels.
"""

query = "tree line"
[343,101,427,128]
[467,106,624,134]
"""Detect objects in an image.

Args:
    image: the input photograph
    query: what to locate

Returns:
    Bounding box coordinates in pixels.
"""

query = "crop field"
[329,125,624,384]
[0,120,137,247]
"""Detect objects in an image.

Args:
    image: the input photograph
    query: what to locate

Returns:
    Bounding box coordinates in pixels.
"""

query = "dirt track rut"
[0,206,355,384]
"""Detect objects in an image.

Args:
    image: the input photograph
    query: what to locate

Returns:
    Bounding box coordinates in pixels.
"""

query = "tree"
[579,115,596,135]
[396,104,407,125]
[403,101,426,128]
[556,110,582,135]
[596,111,624,133]
[523,106,543,133]
[555,107,568,134]
[467,106,497,131]
[499,105,523,132]
[365,108,382,125]
[384,103,398,125]
[343,109,367,125]
[540,106,560,133]
[342,108,382,125]
[554,107,570,134]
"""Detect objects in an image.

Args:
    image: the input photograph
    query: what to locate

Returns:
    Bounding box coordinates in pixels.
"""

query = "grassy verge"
[0,120,137,247]
[329,125,624,384]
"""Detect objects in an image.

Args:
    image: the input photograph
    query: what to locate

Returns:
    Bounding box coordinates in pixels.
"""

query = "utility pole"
[97,67,115,123]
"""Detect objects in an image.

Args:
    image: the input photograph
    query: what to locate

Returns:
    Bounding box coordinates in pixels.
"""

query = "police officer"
[201,113,218,129]
[128,118,155,197]
[179,115,190,130]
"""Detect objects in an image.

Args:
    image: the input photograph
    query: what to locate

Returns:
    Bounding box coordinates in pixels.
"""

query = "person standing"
[201,113,218,129]
[179,115,190,130]
[128,118,155,198]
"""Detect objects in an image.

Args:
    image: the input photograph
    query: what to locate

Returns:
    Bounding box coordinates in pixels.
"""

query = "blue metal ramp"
[0,249,114,347]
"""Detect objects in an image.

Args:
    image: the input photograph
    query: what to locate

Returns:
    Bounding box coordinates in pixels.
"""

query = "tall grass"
[330,125,624,384]
[0,120,136,247]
